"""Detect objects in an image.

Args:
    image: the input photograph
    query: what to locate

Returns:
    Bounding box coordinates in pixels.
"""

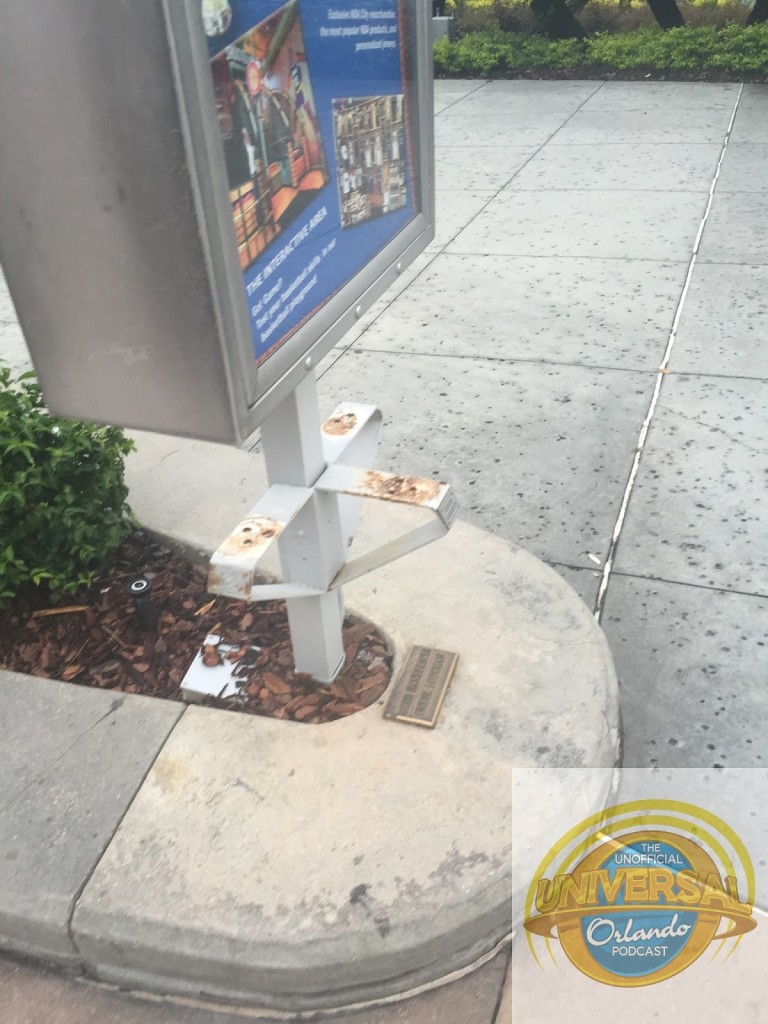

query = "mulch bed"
[0,532,392,724]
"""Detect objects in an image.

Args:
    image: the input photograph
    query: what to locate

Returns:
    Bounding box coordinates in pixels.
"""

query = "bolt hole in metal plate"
[384,645,459,728]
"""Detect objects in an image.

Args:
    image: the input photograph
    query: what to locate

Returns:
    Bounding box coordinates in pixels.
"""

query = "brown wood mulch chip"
[0,532,392,724]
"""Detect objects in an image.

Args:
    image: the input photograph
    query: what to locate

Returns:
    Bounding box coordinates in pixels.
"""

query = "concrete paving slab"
[738,84,768,109]
[699,192,768,264]
[729,106,768,144]
[428,190,495,252]
[612,768,768,909]
[1,952,510,1024]
[72,515,617,1008]
[316,349,652,568]
[446,80,600,114]
[351,253,686,371]
[510,759,768,1014]
[476,79,600,96]
[445,190,706,262]
[327,250,438,349]
[510,760,768,1015]
[603,575,768,773]
[436,145,538,191]
[614,374,768,593]
[496,963,512,1023]
[579,80,741,111]
[546,563,601,613]
[433,79,486,115]
[123,430,269,560]
[506,143,721,192]
[435,111,576,149]
[510,902,768,1021]
[314,343,346,379]
[0,674,181,963]
[0,320,33,374]
[0,272,17,321]
[550,109,732,146]
[715,144,768,192]
[671,263,768,378]
[2,81,761,1013]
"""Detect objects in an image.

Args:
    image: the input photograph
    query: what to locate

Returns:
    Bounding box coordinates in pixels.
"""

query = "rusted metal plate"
[207,484,313,600]
[321,465,449,509]
[361,471,441,505]
[384,646,459,728]
[215,515,284,558]
[322,411,358,436]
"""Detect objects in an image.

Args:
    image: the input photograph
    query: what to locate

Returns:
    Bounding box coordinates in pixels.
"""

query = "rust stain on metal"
[206,564,251,598]
[206,566,230,594]
[361,471,441,505]
[202,640,223,667]
[323,412,358,436]
[217,516,283,557]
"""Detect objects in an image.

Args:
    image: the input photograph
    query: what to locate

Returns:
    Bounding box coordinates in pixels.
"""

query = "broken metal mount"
[207,373,457,683]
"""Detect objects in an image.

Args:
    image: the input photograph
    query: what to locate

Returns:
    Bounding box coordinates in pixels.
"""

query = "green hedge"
[434,23,768,77]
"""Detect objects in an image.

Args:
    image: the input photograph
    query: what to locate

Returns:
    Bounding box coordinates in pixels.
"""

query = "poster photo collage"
[209,0,409,271]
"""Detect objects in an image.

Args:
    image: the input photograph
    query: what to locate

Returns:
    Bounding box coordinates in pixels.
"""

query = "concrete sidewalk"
[2,78,768,1019]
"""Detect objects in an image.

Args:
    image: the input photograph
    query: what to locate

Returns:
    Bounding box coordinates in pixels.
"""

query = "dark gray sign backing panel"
[0,0,433,444]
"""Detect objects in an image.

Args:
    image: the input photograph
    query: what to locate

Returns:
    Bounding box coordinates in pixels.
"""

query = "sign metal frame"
[0,0,434,446]
[163,0,435,438]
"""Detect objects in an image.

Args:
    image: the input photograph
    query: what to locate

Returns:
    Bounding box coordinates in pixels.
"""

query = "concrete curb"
[0,434,620,1012]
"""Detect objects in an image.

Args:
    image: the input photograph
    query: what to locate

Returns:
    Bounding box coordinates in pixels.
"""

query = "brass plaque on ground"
[384,646,459,728]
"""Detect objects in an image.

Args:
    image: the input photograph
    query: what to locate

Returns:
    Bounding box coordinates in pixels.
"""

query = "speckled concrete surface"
[511,906,768,1023]
[672,264,768,375]
[70,519,617,1007]
[3,78,768,1015]
[445,189,708,261]
[0,677,182,963]
[0,319,32,375]
[316,350,652,567]
[549,107,734,145]
[613,374,768,593]
[698,192,768,264]
[427,189,495,251]
[1,953,511,1024]
[603,579,768,776]
[350,253,688,369]
[576,81,742,111]
[506,143,722,193]
[716,143,768,193]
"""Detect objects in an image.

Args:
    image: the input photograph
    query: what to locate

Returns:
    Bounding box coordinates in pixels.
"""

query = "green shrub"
[0,363,135,602]
[447,0,749,35]
[434,22,768,76]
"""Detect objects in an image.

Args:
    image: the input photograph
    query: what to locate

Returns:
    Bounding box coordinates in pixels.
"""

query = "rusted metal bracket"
[206,379,457,683]
[208,484,318,601]
[316,465,458,588]
[208,465,457,600]
[321,402,383,548]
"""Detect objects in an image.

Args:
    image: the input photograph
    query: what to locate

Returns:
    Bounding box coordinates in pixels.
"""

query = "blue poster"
[202,0,416,363]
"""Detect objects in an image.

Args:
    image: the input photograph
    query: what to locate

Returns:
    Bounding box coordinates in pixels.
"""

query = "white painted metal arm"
[208,483,319,600]
[315,464,459,588]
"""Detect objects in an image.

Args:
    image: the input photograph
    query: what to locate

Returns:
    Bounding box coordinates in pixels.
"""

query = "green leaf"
[0,360,135,604]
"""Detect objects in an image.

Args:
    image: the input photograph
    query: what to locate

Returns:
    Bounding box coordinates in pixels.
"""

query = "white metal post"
[204,383,457,698]
[259,374,347,682]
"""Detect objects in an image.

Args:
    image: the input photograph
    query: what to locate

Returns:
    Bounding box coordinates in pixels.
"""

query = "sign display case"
[0,0,434,444]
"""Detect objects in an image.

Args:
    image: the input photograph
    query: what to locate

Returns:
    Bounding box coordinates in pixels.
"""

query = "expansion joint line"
[594,85,744,622]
